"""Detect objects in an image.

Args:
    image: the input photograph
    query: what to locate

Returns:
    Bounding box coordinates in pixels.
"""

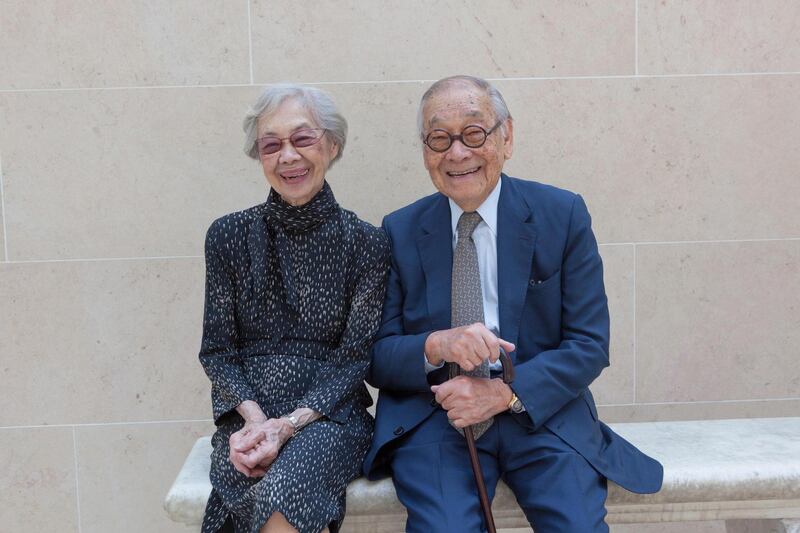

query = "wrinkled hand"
[431,376,512,428]
[229,418,293,477]
[425,323,515,371]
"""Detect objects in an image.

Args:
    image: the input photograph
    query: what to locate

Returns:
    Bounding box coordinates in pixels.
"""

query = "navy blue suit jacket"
[364,174,663,494]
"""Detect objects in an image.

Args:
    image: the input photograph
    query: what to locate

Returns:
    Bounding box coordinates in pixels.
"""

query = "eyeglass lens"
[425,122,500,152]
[257,129,325,155]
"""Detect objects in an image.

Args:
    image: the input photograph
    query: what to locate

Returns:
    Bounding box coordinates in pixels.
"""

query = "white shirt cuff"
[425,357,504,373]
[424,353,445,373]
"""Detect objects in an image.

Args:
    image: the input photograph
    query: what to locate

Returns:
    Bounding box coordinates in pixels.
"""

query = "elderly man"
[364,75,663,532]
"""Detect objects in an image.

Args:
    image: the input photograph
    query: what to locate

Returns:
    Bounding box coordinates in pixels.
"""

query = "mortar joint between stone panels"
[0,152,9,261]
[598,396,800,408]
[0,418,215,430]
[634,0,639,76]
[615,236,800,247]
[2,71,800,94]
[632,242,637,404]
[246,0,254,84]
[5,254,203,265]
[72,427,83,533]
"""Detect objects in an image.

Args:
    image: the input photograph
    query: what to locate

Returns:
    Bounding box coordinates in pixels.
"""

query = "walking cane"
[448,346,515,533]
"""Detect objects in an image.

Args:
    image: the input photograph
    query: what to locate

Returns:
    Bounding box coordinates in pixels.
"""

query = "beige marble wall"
[1,1,798,531]
[638,0,800,75]
[0,161,6,262]
[249,0,635,81]
[0,0,250,89]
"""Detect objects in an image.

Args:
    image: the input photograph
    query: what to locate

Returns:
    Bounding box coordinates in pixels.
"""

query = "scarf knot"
[265,181,338,234]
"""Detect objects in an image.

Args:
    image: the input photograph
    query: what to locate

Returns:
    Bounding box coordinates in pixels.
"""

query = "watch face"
[511,399,524,414]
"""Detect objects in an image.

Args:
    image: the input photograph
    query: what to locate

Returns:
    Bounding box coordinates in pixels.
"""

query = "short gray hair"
[243,84,347,164]
[417,75,512,139]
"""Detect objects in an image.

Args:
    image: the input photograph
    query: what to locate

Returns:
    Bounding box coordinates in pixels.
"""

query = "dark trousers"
[389,408,609,533]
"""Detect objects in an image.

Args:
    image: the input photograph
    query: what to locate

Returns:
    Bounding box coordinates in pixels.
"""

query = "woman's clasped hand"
[228,417,294,478]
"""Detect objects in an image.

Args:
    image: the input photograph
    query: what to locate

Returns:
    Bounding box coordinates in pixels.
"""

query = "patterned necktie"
[450,211,493,439]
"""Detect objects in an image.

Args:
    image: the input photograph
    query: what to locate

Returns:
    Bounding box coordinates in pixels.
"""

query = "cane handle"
[498,345,514,384]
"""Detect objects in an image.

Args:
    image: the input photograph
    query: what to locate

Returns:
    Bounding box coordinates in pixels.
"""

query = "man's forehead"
[423,91,492,126]
[428,107,486,124]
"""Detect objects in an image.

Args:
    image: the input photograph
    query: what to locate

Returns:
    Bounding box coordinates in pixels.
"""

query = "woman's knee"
[258,511,331,533]
[259,511,298,533]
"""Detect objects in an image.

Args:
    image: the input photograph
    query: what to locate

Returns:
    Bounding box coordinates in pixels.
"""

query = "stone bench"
[165,417,800,532]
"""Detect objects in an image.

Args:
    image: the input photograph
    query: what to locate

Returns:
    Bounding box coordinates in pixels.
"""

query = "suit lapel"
[497,175,537,350]
[417,194,454,331]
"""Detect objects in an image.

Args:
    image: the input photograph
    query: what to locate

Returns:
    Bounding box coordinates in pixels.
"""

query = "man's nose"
[445,139,473,161]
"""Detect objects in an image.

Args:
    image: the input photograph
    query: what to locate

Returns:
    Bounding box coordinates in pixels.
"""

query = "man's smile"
[446,166,481,177]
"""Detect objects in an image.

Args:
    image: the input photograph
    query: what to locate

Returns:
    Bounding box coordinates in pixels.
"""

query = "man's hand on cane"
[424,322,515,370]
[427,323,516,427]
[432,375,514,428]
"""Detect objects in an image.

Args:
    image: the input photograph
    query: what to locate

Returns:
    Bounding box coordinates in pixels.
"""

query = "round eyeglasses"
[423,120,503,153]
[257,128,327,156]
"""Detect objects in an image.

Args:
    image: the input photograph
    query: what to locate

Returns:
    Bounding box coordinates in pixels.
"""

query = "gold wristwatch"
[282,414,300,435]
[507,392,525,414]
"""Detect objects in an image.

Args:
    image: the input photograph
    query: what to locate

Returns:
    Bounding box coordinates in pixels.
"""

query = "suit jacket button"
[393,426,404,436]
[430,398,438,407]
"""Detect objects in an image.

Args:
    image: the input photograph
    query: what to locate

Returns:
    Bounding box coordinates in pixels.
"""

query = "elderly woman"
[199,85,389,533]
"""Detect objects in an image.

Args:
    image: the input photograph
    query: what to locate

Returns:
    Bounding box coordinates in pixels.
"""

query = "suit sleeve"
[512,194,610,429]
[366,219,435,393]
[298,230,390,423]
[198,221,256,425]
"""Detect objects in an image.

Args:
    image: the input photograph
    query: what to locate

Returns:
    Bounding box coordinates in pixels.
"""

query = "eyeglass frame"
[422,120,504,153]
[256,128,328,157]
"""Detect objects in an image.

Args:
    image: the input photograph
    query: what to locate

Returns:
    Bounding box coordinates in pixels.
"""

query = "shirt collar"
[449,178,502,239]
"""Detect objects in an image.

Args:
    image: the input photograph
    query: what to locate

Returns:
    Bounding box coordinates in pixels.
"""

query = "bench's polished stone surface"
[165,417,800,530]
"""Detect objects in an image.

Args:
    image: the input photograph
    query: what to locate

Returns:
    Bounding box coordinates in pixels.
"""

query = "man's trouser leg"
[390,408,502,533]
[499,414,610,533]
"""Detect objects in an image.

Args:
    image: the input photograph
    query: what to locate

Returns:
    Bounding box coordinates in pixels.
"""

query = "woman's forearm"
[237,400,322,436]
[236,400,267,423]
[238,401,320,429]
[289,407,322,429]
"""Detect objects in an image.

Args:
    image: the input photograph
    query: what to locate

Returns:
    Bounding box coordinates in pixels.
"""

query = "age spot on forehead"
[427,107,487,130]
[423,81,496,133]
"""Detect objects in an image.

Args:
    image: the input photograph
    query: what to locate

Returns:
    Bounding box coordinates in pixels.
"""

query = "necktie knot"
[457,211,482,241]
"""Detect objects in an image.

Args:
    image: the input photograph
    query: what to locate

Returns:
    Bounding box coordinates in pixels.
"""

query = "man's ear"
[503,118,514,160]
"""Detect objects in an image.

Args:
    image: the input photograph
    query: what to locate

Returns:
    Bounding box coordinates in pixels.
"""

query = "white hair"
[417,75,512,139]
[243,84,347,164]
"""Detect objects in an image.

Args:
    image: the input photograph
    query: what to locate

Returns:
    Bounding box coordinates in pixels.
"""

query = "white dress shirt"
[425,178,503,372]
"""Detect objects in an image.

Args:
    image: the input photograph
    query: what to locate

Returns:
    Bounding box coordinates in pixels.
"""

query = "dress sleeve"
[298,229,390,424]
[199,220,256,424]
[366,218,436,392]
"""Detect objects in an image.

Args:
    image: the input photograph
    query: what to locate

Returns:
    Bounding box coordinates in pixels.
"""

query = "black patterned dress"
[199,183,389,533]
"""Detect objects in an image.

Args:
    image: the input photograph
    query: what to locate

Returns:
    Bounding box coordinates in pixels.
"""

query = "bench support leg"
[725,519,800,533]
